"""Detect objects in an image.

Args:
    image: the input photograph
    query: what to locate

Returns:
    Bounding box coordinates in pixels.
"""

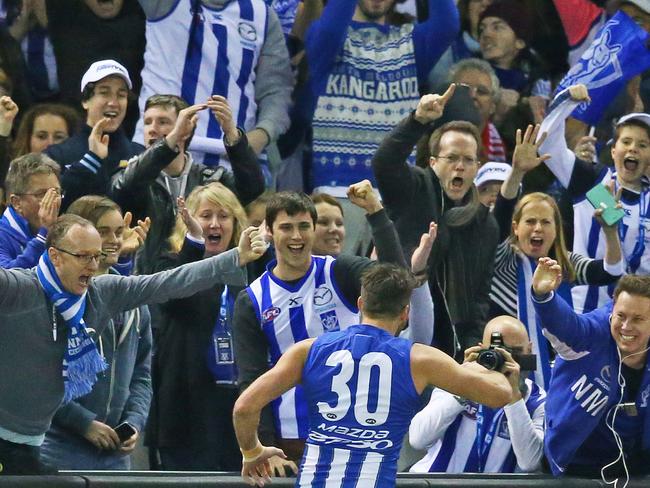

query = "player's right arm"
[410,343,512,409]
[233,339,314,487]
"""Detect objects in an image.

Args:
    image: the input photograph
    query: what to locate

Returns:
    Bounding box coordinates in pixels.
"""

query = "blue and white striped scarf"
[0,206,32,244]
[36,251,106,403]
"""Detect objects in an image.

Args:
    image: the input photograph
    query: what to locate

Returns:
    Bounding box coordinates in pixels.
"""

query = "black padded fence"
[1,472,650,487]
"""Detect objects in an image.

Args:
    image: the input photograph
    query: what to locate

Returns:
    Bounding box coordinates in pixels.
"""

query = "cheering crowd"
[1,0,650,484]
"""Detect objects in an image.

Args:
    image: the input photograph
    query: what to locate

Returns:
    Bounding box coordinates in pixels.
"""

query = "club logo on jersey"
[313,286,333,306]
[320,311,340,332]
[497,417,511,440]
[262,306,281,323]
[238,21,257,42]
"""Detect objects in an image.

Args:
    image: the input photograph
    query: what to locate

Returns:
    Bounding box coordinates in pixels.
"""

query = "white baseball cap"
[616,112,650,129]
[474,162,512,188]
[623,0,650,14]
[80,59,132,92]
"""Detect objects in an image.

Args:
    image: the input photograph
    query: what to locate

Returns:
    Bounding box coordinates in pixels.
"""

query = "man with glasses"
[449,58,506,163]
[0,213,265,474]
[0,153,62,269]
[372,83,500,358]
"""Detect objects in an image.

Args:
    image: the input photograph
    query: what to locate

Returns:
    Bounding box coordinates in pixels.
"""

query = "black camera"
[476,332,537,371]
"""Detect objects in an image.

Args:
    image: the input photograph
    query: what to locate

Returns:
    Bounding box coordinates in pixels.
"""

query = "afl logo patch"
[262,306,281,323]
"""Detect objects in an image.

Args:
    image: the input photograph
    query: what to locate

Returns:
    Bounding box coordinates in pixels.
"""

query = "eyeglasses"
[17,188,62,200]
[436,154,478,166]
[457,82,493,97]
[54,247,106,264]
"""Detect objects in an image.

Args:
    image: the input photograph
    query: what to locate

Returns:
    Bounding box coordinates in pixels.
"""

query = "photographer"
[409,315,545,473]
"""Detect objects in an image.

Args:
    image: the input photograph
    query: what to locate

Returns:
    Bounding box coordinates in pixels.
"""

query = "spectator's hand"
[573,135,597,163]
[84,420,120,450]
[177,196,203,240]
[463,344,482,364]
[88,117,111,160]
[267,455,298,477]
[166,103,206,150]
[512,124,550,174]
[238,225,268,266]
[568,84,591,103]
[414,84,456,124]
[493,347,521,403]
[347,179,382,214]
[121,211,151,255]
[532,257,562,296]
[118,429,139,454]
[0,96,18,137]
[38,188,61,230]
[207,95,240,145]
[247,128,269,156]
[241,445,287,487]
[594,181,623,234]
[411,221,437,275]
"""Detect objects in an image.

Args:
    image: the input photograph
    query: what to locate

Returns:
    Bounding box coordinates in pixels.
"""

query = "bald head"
[482,315,530,353]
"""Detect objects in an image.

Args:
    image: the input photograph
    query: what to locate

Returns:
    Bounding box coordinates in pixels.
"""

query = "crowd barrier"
[1,472,650,487]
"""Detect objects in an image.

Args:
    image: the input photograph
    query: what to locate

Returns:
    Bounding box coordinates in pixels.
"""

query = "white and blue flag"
[555,10,650,125]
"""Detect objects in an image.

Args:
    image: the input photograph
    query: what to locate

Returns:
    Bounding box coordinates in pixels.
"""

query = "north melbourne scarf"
[36,251,106,403]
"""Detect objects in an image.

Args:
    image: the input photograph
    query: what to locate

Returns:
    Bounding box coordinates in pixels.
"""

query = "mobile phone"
[586,184,625,226]
[114,421,136,443]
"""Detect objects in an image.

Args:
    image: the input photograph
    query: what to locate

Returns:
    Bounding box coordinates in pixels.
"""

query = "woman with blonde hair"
[150,181,251,471]
[489,125,624,389]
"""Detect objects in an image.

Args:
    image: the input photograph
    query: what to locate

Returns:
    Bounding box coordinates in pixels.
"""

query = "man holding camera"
[532,258,650,476]
[409,315,546,473]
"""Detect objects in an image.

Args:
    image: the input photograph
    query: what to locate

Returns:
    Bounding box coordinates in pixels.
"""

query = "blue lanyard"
[219,285,230,325]
[475,405,503,472]
[614,178,649,273]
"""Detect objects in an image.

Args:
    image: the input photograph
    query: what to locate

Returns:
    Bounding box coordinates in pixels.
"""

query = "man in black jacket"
[110,94,265,274]
[371,83,499,359]
[46,60,144,211]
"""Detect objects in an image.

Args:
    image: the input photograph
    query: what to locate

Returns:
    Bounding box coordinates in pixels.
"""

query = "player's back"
[298,324,420,487]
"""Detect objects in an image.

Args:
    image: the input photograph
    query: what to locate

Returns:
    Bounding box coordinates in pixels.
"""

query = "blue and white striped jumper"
[410,380,545,473]
[134,0,267,166]
[246,255,359,439]
[297,324,420,487]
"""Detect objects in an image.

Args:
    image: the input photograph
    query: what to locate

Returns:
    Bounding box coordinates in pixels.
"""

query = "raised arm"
[373,86,455,212]
[233,339,313,486]
[532,257,612,352]
[207,96,265,205]
[539,85,601,194]
[412,0,459,83]
[411,343,512,408]
[98,227,266,315]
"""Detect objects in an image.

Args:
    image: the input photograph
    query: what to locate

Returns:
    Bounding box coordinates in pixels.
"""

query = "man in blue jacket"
[532,257,650,477]
[0,153,61,269]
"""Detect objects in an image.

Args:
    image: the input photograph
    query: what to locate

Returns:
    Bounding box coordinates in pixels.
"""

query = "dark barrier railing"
[2,472,650,487]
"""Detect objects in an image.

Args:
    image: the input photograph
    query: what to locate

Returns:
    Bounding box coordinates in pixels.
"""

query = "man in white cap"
[46,59,144,210]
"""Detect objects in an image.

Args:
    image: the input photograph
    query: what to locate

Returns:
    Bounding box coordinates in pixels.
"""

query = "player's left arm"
[233,339,314,486]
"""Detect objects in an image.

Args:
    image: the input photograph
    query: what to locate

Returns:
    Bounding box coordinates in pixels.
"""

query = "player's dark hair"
[265,191,317,229]
[360,264,417,319]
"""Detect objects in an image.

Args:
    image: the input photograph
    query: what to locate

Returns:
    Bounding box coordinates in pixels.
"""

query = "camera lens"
[477,350,505,371]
